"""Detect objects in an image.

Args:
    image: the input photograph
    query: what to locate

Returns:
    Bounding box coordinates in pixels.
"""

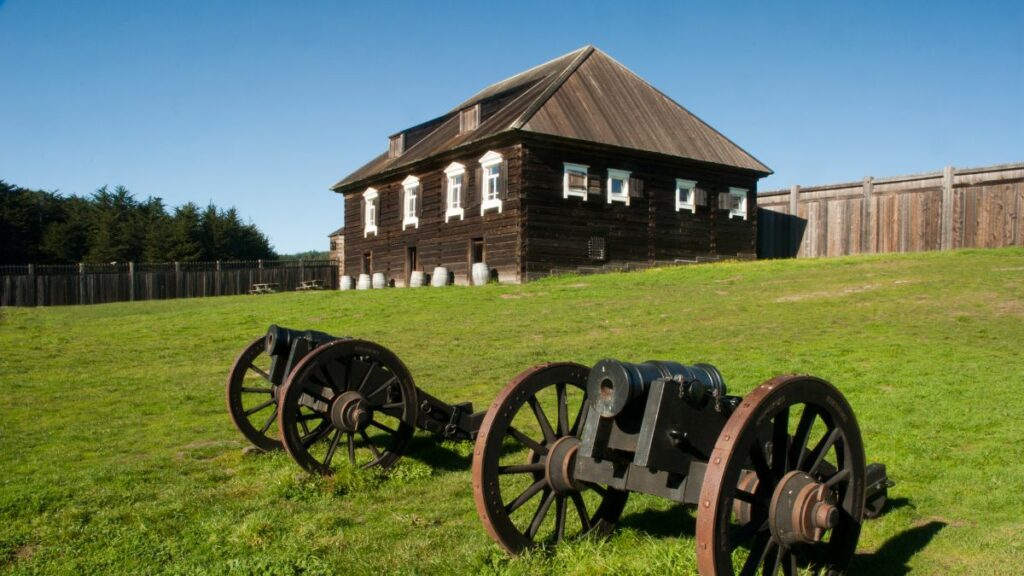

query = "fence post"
[941,166,955,250]
[862,176,874,254]
[77,262,85,305]
[216,260,222,296]
[789,185,801,256]
[128,261,136,302]
[174,261,180,299]
[27,263,37,307]
[258,258,263,283]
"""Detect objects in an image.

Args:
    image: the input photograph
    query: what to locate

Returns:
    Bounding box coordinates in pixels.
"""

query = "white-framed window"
[607,169,631,205]
[727,187,749,220]
[401,175,420,230]
[363,187,378,237]
[676,179,697,213]
[563,162,589,199]
[479,150,504,214]
[444,162,466,222]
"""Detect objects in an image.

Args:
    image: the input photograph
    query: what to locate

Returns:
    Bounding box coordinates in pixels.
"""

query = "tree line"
[0,180,276,265]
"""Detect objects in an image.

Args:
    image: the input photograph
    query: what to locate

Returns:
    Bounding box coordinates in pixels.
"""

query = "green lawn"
[2,248,1023,575]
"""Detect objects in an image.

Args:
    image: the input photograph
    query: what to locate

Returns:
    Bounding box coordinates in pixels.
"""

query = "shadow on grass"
[616,505,695,537]
[402,435,474,471]
[851,520,946,575]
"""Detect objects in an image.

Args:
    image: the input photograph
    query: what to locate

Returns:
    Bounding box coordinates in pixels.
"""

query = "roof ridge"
[509,45,595,130]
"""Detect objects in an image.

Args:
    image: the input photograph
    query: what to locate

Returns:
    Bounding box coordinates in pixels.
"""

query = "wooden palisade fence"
[758,162,1024,259]
[0,259,339,307]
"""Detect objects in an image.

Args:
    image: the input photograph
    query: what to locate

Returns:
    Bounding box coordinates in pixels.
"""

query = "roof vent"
[459,104,480,133]
[388,133,405,159]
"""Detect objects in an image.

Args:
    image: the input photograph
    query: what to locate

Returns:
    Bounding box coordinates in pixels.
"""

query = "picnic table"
[249,282,279,294]
[297,279,324,291]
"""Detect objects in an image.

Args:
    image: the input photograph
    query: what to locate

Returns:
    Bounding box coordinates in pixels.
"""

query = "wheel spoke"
[729,517,768,551]
[369,420,397,435]
[789,406,818,469]
[323,429,342,467]
[507,426,546,455]
[365,375,399,402]
[733,489,760,505]
[498,462,546,475]
[505,478,546,514]
[258,407,277,434]
[748,441,772,483]
[527,396,556,443]
[771,406,790,476]
[569,400,588,436]
[357,361,379,392]
[570,492,591,532]
[381,402,405,410]
[347,433,356,464]
[526,489,555,539]
[805,428,840,475]
[824,466,851,488]
[244,398,275,416]
[247,364,271,381]
[556,383,569,435]
[554,495,567,541]
[359,430,383,460]
[739,531,772,576]
[241,386,273,394]
[581,481,607,497]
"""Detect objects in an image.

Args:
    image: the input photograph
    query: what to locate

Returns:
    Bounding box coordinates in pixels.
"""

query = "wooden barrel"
[372,272,387,289]
[356,274,372,290]
[409,271,426,287]
[471,262,490,286]
[430,266,449,287]
[339,275,354,290]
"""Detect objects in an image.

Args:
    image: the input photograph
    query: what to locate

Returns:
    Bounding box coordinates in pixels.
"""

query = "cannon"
[471,360,890,575]
[226,325,485,473]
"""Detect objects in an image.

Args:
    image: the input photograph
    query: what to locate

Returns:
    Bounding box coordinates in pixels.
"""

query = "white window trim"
[728,187,749,220]
[363,187,378,237]
[676,179,697,213]
[607,169,631,205]
[563,162,589,200]
[401,175,420,230]
[444,162,466,222]
[479,150,503,215]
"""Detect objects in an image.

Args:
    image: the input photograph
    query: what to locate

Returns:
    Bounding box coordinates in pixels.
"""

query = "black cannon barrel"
[264,324,337,356]
[588,359,726,418]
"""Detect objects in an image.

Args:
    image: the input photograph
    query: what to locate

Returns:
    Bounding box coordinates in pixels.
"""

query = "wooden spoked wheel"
[225,337,286,452]
[473,363,629,553]
[277,339,417,474]
[696,375,866,576]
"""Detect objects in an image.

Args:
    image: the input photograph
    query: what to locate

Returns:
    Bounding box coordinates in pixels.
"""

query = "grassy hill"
[2,248,1022,575]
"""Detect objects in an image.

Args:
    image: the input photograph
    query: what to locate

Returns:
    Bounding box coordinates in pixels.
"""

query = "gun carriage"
[226,325,484,474]
[471,360,889,575]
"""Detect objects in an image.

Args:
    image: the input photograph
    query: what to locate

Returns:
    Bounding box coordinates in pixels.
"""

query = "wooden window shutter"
[718,191,730,210]
[695,187,708,207]
[400,187,407,218]
[498,160,509,200]
[588,171,601,196]
[415,184,422,217]
[472,167,482,206]
[629,176,644,199]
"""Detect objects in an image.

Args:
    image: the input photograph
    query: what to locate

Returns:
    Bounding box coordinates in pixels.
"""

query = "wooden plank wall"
[0,260,338,307]
[341,143,523,286]
[521,140,759,280]
[757,163,1024,258]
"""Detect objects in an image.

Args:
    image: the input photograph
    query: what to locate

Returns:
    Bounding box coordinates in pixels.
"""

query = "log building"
[331,46,771,285]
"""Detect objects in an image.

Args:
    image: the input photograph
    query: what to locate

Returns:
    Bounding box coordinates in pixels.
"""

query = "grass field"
[2,248,1023,575]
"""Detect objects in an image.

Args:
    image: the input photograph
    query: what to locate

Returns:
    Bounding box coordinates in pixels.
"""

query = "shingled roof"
[332,46,770,192]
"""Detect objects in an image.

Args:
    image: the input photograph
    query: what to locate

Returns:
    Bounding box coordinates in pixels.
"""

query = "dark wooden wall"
[520,139,759,280]
[0,260,338,307]
[341,143,523,285]
[758,163,1024,259]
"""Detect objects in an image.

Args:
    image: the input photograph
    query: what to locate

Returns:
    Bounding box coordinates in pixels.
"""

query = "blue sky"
[1,1,1021,254]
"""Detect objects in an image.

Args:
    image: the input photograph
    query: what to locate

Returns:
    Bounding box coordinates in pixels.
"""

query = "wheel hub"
[545,436,581,494]
[769,470,839,546]
[330,391,372,432]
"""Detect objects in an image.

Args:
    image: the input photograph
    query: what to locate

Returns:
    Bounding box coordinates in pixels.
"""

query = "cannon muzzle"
[587,359,726,418]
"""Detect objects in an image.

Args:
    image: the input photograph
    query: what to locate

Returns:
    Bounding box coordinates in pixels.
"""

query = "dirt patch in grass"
[774,283,881,302]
